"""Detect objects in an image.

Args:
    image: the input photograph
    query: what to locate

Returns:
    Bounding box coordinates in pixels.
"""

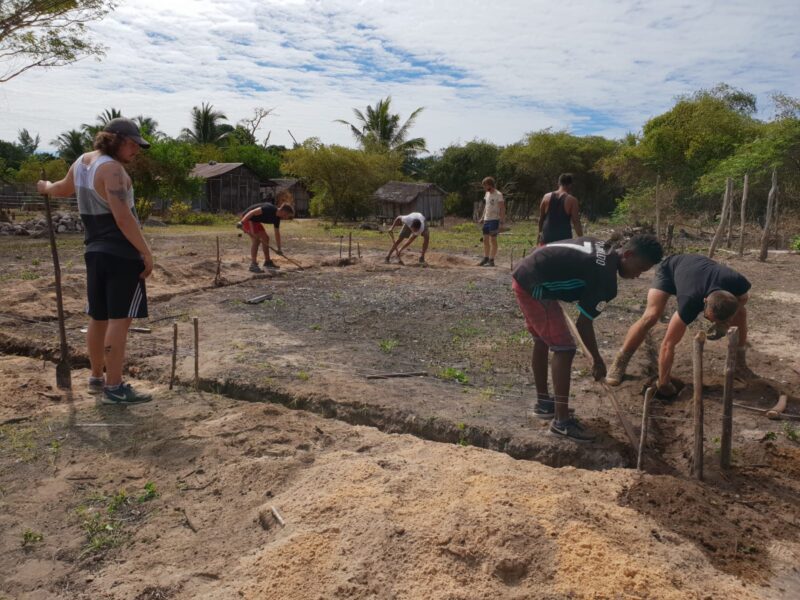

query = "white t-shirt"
[483,190,504,221]
[401,212,426,234]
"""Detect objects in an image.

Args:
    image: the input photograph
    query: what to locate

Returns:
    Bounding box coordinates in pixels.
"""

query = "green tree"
[17,128,39,155]
[181,102,234,145]
[282,141,403,222]
[0,1,115,83]
[127,138,203,203]
[14,157,67,183]
[427,141,501,216]
[336,96,426,155]
[499,130,620,219]
[82,107,123,139]
[0,138,27,170]
[52,129,90,164]
[222,143,281,180]
[134,115,165,140]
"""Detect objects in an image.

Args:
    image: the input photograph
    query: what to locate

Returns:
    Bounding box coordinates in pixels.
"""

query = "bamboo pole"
[193,317,199,389]
[759,169,777,262]
[720,327,739,469]
[692,332,706,480]
[169,322,178,390]
[654,174,661,240]
[738,173,749,257]
[708,177,731,258]
[637,387,655,471]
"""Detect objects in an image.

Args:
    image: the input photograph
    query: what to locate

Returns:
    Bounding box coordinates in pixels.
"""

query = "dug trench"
[3,243,800,596]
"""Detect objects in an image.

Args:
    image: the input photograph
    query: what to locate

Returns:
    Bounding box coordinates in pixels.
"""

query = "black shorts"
[85,252,148,320]
[651,262,677,295]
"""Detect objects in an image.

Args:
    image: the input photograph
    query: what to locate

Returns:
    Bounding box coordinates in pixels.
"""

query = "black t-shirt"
[246,203,280,228]
[653,255,751,324]
[512,236,619,320]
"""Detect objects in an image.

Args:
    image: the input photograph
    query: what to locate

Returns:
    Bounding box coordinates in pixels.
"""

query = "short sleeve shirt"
[653,254,751,324]
[400,212,425,234]
[247,203,280,228]
[482,190,504,221]
[512,237,619,320]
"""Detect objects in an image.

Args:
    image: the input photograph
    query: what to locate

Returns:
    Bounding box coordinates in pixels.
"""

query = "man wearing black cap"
[37,117,154,405]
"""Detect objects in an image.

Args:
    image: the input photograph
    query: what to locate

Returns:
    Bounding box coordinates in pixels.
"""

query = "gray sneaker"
[102,383,153,406]
[549,417,595,443]
[249,263,263,273]
[88,377,105,395]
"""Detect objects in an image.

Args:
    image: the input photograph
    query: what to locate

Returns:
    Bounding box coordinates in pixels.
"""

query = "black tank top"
[541,191,573,244]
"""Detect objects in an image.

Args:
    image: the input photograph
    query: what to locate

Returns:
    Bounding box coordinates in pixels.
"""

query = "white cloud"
[0,0,798,153]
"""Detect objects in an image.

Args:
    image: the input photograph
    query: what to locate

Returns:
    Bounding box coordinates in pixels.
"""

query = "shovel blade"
[56,361,72,390]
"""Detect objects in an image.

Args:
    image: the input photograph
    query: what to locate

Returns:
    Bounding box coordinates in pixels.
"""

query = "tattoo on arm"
[109,171,129,203]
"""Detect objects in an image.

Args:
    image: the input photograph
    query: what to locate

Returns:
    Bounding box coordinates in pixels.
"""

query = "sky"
[1,0,799,154]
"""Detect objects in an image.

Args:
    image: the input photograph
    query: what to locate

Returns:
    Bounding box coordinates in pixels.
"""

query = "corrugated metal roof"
[374,181,445,204]
[190,162,245,179]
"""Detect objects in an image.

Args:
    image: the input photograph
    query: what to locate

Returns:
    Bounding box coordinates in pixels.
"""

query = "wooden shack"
[190,162,261,213]
[373,181,446,224]
[261,178,311,216]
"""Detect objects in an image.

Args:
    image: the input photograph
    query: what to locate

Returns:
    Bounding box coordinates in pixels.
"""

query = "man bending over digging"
[237,197,294,272]
[605,254,753,396]
[512,235,663,442]
[385,212,429,264]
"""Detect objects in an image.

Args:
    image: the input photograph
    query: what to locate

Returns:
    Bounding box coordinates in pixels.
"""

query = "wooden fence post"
[720,327,739,469]
[692,332,706,480]
[637,387,655,471]
[725,183,735,248]
[709,178,731,258]
[759,169,777,262]
[170,322,178,390]
[654,174,661,240]
[193,317,199,390]
[738,173,749,257]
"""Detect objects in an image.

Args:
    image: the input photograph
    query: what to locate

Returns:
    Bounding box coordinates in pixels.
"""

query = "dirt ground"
[1,219,800,598]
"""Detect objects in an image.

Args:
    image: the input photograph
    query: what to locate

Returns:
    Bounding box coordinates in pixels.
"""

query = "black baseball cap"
[103,118,151,149]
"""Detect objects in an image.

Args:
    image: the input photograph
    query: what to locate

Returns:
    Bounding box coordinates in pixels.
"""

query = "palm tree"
[82,108,124,139]
[336,96,426,154]
[180,102,233,145]
[134,115,165,140]
[52,130,90,164]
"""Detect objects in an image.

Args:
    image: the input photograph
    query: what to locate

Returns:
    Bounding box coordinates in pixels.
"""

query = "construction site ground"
[1,219,799,599]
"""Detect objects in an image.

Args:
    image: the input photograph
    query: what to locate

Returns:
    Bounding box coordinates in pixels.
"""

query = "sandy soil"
[1,357,797,599]
[2,222,800,598]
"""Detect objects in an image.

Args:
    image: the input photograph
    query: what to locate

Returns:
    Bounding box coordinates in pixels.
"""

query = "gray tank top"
[74,154,141,260]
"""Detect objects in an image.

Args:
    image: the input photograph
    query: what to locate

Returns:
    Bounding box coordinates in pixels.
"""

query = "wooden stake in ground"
[725,182,735,248]
[692,332,706,480]
[665,224,674,253]
[720,326,739,469]
[40,169,71,389]
[759,169,777,262]
[510,248,514,270]
[654,174,660,240]
[214,236,222,286]
[348,232,352,260]
[169,322,178,390]
[357,242,361,259]
[339,236,343,259]
[738,173,749,257]
[193,317,199,389]
[637,387,655,471]
[708,177,731,259]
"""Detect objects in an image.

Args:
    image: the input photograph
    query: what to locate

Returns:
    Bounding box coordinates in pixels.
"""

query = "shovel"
[41,169,72,389]
[268,245,305,270]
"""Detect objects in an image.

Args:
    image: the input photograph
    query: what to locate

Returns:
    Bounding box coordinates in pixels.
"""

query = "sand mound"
[236,441,758,600]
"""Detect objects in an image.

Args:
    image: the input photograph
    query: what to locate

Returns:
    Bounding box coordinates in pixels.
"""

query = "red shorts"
[243,220,265,235]
[512,279,576,351]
